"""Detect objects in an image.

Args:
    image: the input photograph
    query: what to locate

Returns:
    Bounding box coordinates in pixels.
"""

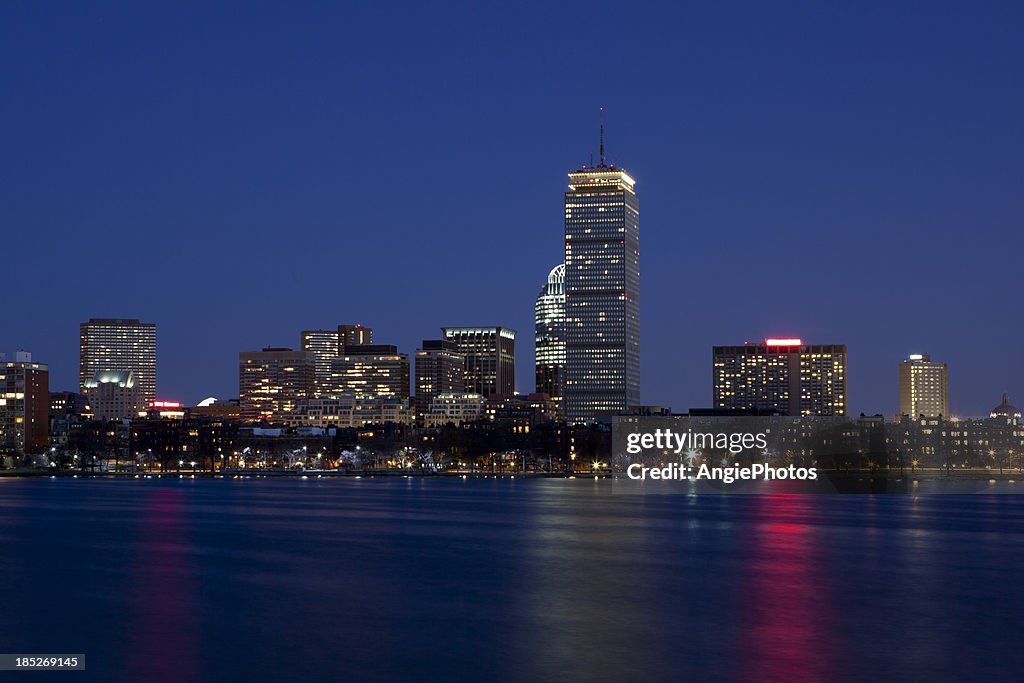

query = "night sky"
[2,2,1022,416]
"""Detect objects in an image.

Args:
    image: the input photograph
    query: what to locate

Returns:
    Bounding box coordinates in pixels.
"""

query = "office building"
[329,344,410,400]
[563,124,640,424]
[0,352,49,459]
[712,338,847,416]
[899,353,949,418]
[415,339,465,416]
[80,318,157,404]
[535,263,566,410]
[442,327,515,398]
[239,347,315,421]
[338,324,373,351]
[301,329,340,395]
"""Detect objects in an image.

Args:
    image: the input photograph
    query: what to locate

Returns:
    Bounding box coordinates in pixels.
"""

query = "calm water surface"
[0,477,1022,682]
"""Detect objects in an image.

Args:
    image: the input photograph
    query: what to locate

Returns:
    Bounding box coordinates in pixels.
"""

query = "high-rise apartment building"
[563,126,640,424]
[441,327,515,398]
[301,329,340,395]
[0,352,49,459]
[329,344,410,400]
[712,338,847,416]
[239,347,315,421]
[535,263,566,410]
[415,339,465,415]
[899,353,949,417]
[80,318,157,404]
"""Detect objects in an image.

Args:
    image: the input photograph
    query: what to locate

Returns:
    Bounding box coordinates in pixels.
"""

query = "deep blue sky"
[2,2,1022,416]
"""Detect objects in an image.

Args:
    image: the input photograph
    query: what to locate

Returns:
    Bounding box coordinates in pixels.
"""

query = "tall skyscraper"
[415,339,465,416]
[563,120,640,424]
[442,327,516,398]
[301,329,340,395]
[329,344,410,400]
[712,338,847,416]
[899,353,949,417]
[0,352,49,459]
[239,347,315,421]
[535,263,566,410]
[338,324,373,351]
[80,318,157,404]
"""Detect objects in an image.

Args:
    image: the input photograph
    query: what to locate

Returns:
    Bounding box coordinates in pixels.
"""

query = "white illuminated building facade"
[535,263,566,410]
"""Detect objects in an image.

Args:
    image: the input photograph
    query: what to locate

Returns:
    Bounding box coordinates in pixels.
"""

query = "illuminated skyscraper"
[563,120,639,424]
[80,318,157,404]
[415,339,465,416]
[442,327,515,398]
[899,353,948,417]
[712,338,847,416]
[329,344,410,400]
[535,263,566,410]
[239,347,315,421]
[301,329,340,395]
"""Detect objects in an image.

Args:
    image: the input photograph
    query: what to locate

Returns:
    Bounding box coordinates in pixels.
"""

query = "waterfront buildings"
[563,135,640,424]
[899,353,949,418]
[441,327,515,398]
[415,339,465,416]
[424,392,485,427]
[83,370,144,420]
[535,263,566,411]
[0,352,49,459]
[712,338,848,416]
[239,347,315,421]
[79,318,157,404]
[286,396,412,428]
[329,344,410,400]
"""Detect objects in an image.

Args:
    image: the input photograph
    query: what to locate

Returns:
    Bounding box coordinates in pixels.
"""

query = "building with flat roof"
[899,353,949,418]
[239,348,315,421]
[0,352,49,459]
[80,318,156,404]
[712,338,847,416]
[329,344,410,400]
[442,327,515,398]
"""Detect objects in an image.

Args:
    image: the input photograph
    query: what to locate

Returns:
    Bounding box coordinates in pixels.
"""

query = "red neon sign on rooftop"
[765,338,802,347]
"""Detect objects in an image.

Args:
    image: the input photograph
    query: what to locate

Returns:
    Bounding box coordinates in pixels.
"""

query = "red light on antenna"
[765,338,802,347]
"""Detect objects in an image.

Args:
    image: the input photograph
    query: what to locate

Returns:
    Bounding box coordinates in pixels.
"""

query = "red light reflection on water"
[740,495,836,682]
[123,489,200,682]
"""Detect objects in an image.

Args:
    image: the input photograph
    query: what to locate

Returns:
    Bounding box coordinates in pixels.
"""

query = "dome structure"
[990,393,1022,419]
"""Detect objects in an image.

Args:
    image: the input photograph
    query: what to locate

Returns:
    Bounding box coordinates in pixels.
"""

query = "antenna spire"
[599,106,605,166]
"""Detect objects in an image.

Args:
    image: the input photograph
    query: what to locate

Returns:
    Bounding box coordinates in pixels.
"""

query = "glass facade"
[535,263,566,410]
[564,168,640,424]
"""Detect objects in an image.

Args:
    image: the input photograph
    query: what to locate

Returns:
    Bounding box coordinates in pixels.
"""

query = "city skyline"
[3,3,1022,417]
